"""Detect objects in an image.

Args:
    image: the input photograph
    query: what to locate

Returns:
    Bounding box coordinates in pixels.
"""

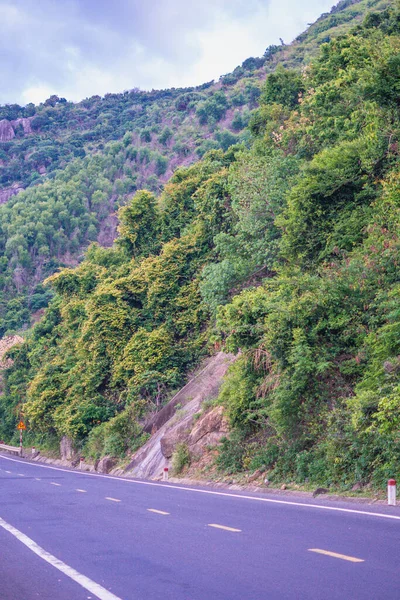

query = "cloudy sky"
[1,0,335,106]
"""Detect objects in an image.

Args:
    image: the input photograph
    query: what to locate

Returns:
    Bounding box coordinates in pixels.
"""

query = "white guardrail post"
[388,479,396,506]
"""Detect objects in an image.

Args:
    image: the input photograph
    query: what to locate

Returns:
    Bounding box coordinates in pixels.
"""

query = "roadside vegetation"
[0,0,384,337]
[1,0,399,491]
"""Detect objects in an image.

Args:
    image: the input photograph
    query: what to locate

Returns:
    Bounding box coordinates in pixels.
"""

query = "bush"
[172,443,191,474]
[85,404,149,459]
[154,154,168,176]
[216,430,247,473]
[262,66,304,109]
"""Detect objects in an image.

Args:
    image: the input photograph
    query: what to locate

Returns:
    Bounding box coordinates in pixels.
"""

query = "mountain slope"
[0,0,389,336]
[1,0,399,491]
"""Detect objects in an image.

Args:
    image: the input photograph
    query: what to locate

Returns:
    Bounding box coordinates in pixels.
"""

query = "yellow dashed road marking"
[308,549,364,563]
[147,509,170,515]
[208,524,241,532]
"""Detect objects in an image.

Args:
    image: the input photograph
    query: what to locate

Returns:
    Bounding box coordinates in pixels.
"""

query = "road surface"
[1,453,400,599]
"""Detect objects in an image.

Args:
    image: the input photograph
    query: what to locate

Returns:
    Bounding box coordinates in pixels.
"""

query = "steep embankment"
[1,1,399,493]
[122,352,236,479]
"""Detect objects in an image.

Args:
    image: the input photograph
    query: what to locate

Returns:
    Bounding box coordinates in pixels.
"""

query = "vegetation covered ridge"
[1,1,399,491]
[0,0,387,336]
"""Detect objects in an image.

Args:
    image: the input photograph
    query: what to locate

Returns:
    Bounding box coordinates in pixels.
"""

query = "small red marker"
[388,479,397,506]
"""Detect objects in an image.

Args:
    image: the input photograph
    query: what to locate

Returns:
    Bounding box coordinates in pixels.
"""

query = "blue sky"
[0,0,336,105]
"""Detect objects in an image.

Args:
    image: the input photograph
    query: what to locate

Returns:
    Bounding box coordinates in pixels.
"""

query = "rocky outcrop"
[159,406,229,460]
[188,406,228,455]
[60,436,76,461]
[11,117,32,135]
[0,335,24,369]
[120,352,237,479]
[97,455,118,473]
[160,420,192,459]
[0,117,33,143]
[143,353,234,434]
[0,185,24,205]
[0,119,15,141]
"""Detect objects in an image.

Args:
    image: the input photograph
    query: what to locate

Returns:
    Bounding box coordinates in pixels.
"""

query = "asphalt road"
[1,453,400,600]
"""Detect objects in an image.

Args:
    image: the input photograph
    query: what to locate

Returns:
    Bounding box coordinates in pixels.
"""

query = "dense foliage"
[0,149,237,457]
[0,0,379,337]
[0,74,255,337]
[213,2,400,488]
[1,0,399,489]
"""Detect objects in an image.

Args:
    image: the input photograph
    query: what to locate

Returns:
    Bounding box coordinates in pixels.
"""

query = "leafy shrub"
[172,443,191,474]
[216,430,248,473]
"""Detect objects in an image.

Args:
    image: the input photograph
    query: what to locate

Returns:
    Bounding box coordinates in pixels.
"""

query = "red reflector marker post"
[80,457,84,471]
[163,467,169,481]
[388,479,396,506]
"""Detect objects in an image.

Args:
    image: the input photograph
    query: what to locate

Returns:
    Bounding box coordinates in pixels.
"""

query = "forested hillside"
[1,0,399,490]
[0,0,388,337]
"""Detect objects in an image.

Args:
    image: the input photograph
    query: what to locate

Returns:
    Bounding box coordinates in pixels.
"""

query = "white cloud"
[183,4,272,86]
[3,0,336,105]
[0,2,27,26]
[21,85,57,105]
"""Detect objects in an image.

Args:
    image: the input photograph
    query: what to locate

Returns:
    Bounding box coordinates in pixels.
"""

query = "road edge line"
[0,516,122,600]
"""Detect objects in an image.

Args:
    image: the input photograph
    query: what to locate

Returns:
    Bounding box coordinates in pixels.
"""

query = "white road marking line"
[208,523,241,532]
[105,497,121,503]
[5,470,11,474]
[50,482,61,487]
[76,489,87,493]
[147,509,169,515]
[309,548,364,563]
[1,455,400,522]
[35,478,41,481]
[0,516,122,600]
[18,473,25,476]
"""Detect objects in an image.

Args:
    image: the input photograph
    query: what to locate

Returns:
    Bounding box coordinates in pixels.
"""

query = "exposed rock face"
[144,353,234,434]
[0,185,23,205]
[0,117,32,144]
[159,406,229,460]
[60,436,75,461]
[160,421,192,459]
[0,335,24,369]
[248,469,263,483]
[188,406,228,455]
[122,352,237,479]
[11,117,32,134]
[97,455,118,473]
[351,482,363,491]
[0,119,15,142]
